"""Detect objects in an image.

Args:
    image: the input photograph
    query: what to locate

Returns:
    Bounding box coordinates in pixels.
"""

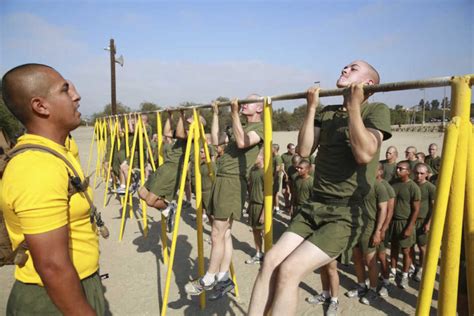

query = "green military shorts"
[286,200,364,264]
[7,272,106,316]
[202,189,211,212]
[247,202,264,229]
[415,219,428,246]
[144,162,180,203]
[208,175,246,220]
[389,219,416,249]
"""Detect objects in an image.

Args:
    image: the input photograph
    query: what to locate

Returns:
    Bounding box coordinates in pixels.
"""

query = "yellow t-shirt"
[1,134,99,285]
[65,134,81,164]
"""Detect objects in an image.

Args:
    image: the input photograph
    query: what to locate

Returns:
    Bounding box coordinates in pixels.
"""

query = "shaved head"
[2,63,56,124]
[356,60,380,85]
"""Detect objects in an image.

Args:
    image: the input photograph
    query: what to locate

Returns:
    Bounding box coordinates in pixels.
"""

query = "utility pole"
[105,39,124,115]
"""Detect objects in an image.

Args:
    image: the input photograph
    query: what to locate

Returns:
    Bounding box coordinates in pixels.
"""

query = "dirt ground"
[0,127,443,315]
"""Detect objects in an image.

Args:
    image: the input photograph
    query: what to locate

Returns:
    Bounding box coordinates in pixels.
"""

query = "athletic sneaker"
[388,271,396,282]
[306,293,330,305]
[360,289,378,305]
[167,203,177,233]
[326,300,339,316]
[345,284,367,298]
[185,277,217,296]
[245,254,263,264]
[116,186,126,195]
[399,276,409,289]
[413,269,423,282]
[378,283,389,297]
[208,278,235,301]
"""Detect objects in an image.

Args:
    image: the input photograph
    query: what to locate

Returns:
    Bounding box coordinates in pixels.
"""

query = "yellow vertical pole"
[193,109,206,309]
[137,115,148,237]
[229,262,239,298]
[116,116,122,151]
[199,121,215,180]
[87,122,97,175]
[438,76,471,315]
[93,119,103,189]
[464,123,474,316]
[161,123,195,316]
[101,119,108,178]
[416,107,461,314]
[124,115,130,158]
[103,120,118,207]
[263,97,273,251]
[156,112,169,265]
[118,117,140,241]
[141,116,156,171]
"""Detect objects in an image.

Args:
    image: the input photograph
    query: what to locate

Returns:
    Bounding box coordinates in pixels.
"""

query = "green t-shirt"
[294,176,313,207]
[217,122,264,177]
[380,179,396,199]
[249,166,264,204]
[392,179,421,220]
[417,181,436,219]
[363,180,389,221]
[281,153,294,173]
[164,139,186,164]
[313,102,392,202]
[273,154,283,179]
[380,159,397,183]
[288,165,298,183]
[425,155,441,175]
[200,161,216,193]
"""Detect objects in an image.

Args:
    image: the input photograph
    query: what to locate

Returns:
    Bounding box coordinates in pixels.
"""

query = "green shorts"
[208,175,246,220]
[248,202,264,229]
[356,220,386,254]
[202,189,211,212]
[144,162,181,202]
[7,272,105,316]
[416,219,428,246]
[390,219,416,249]
[286,200,364,264]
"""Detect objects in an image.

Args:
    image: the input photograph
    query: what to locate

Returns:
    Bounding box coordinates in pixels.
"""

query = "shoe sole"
[208,284,234,301]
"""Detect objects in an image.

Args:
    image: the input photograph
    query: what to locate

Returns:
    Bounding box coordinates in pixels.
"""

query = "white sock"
[202,272,216,285]
[120,184,125,188]
[390,268,396,275]
[322,290,330,298]
[217,271,229,282]
[402,272,409,278]
[256,252,263,257]
[161,204,171,217]
[358,282,366,288]
[370,287,377,292]
[330,297,338,303]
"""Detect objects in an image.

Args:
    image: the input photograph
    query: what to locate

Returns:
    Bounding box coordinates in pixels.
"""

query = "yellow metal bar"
[101,119,108,178]
[465,123,474,316]
[93,119,103,189]
[416,122,460,314]
[263,97,273,251]
[141,116,156,171]
[103,120,118,207]
[199,119,215,181]
[193,109,206,308]
[137,115,148,237]
[87,122,97,176]
[229,262,239,297]
[438,76,471,315]
[161,123,195,316]
[124,115,130,158]
[118,117,140,241]
[156,111,168,265]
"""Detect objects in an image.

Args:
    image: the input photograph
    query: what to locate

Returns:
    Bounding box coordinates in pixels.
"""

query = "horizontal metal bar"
[102,74,473,119]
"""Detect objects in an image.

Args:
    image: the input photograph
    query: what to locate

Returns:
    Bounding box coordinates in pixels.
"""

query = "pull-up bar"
[102,74,473,119]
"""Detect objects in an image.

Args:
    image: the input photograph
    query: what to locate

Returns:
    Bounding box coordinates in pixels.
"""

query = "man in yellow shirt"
[1,64,104,315]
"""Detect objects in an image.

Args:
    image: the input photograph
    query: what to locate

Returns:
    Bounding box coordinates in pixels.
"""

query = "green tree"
[431,99,440,111]
[0,80,23,141]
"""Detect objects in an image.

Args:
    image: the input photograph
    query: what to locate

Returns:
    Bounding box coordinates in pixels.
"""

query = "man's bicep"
[244,131,262,148]
[25,225,71,269]
[367,128,383,148]
[311,127,321,154]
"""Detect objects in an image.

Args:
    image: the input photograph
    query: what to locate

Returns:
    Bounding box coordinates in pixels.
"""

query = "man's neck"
[246,113,262,123]
[26,125,68,146]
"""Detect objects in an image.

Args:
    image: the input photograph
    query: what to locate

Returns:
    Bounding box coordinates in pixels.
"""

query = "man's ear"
[31,97,50,116]
[256,103,264,114]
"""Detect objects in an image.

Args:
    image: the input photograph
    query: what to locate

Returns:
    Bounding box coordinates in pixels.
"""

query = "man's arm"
[26,226,95,316]
[403,200,420,237]
[230,99,261,149]
[345,84,383,165]
[162,111,173,138]
[424,198,435,232]
[372,201,388,246]
[381,197,395,239]
[297,87,321,158]
[211,101,220,146]
[175,111,186,139]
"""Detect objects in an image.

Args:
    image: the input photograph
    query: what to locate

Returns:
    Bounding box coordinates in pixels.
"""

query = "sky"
[1,0,473,117]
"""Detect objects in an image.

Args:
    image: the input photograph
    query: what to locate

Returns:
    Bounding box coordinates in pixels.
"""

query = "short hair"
[2,63,55,124]
[397,161,410,170]
[416,152,426,160]
[291,154,302,164]
[415,163,429,173]
[298,159,311,169]
[272,144,280,151]
[429,143,438,149]
[387,146,398,155]
[287,143,295,149]
[406,146,417,153]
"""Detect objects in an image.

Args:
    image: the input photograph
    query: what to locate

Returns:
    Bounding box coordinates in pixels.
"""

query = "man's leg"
[326,260,339,301]
[346,247,367,298]
[271,241,334,316]
[248,232,304,316]
[399,246,412,289]
[209,219,231,274]
[365,251,378,290]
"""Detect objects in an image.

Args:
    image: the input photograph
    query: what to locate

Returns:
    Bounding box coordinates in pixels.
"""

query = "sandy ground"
[0,127,443,315]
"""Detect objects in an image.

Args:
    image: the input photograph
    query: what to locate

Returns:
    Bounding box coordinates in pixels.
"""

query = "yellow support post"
[156,112,169,265]
[141,116,156,172]
[93,119,103,189]
[199,120,215,181]
[465,123,474,316]
[192,109,206,309]
[263,96,273,251]
[124,114,130,158]
[416,124,460,313]
[101,119,108,178]
[137,115,148,237]
[438,76,471,315]
[87,122,98,175]
[103,120,118,207]
[161,123,195,316]
[118,117,140,241]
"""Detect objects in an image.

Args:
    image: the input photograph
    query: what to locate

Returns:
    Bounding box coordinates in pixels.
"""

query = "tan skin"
[24,68,95,315]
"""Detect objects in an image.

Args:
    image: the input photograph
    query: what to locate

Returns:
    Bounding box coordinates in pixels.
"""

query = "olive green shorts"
[416,219,428,246]
[202,189,211,212]
[144,162,180,202]
[286,201,363,264]
[356,220,385,254]
[390,219,416,249]
[248,202,264,229]
[7,272,105,316]
[208,175,246,220]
